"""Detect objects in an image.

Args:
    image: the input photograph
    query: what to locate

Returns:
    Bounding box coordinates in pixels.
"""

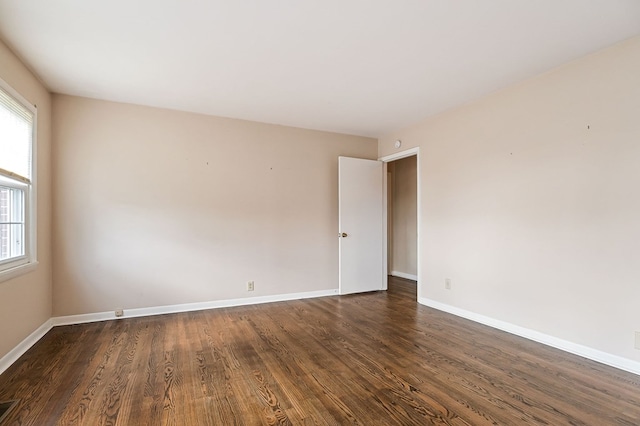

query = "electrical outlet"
[115,309,124,317]
[247,281,255,291]
[635,332,640,350]
[445,278,451,290]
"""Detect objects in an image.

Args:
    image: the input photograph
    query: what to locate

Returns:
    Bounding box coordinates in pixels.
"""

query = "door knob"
[340,232,348,238]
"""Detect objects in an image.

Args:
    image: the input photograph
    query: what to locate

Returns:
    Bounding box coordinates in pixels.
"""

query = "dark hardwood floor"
[1,276,640,425]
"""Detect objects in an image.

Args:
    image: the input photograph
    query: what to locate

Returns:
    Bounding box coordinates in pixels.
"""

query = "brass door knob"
[340,232,348,238]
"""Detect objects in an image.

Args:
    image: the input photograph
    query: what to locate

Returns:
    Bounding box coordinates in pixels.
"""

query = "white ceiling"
[1,1,639,137]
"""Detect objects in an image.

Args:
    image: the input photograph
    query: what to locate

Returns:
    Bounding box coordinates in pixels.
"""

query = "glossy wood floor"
[1,277,640,425]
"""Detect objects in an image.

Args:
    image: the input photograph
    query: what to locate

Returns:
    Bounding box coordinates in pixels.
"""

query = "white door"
[339,156,384,295]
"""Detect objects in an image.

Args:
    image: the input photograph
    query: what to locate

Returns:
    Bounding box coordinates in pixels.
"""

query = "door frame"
[379,147,420,298]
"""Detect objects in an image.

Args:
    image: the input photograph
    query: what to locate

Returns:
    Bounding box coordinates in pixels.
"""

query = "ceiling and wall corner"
[0,1,639,138]
[1,1,640,371]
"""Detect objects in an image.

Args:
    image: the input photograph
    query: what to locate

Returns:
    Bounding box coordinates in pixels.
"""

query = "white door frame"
[379,147,420,298]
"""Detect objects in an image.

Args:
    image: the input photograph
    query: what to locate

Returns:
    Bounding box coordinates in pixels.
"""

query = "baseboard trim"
[1,289,338,374]
[52,288,339,326]
[390,271,418,281]
[6,291,637,379]
[419,297,640,376]
[0,319,53,376]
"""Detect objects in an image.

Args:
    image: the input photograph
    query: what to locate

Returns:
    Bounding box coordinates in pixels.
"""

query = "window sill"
[0,261,39,284]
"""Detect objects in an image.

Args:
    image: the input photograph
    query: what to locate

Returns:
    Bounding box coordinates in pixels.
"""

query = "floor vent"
[0,400,18,424]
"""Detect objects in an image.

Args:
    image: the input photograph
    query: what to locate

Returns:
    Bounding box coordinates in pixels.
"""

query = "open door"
[338,156,384,295]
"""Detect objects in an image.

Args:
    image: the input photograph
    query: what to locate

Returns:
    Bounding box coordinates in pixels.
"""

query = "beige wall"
[0,40,52,359]
[379,35,640,362]
[388,156,417,277]
[52,95,376,316]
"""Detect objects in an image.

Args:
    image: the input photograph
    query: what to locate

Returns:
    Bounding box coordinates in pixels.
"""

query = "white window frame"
[0,77,38,282]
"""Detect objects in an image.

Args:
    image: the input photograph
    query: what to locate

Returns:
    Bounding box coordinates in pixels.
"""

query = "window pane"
[0,185,25,261]
[0,224,25,261]
[0,87,33,180]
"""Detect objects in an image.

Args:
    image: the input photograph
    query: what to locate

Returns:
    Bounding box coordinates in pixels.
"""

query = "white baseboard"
[1,289,337,376]
[52,288,339,326]
[419,297,640,376]
[6,291,638,379]
[0,319,53,376]
[390,271,418,281]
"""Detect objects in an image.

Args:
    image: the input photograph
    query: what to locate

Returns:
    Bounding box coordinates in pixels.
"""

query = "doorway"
[337,149,419,297]
[387,155,417,280]
[380,148,419,297]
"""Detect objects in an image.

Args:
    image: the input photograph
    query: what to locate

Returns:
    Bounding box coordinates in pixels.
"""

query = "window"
[0,78,36,280]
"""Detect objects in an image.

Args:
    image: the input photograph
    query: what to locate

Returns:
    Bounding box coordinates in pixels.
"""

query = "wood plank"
[0,277,639,425]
